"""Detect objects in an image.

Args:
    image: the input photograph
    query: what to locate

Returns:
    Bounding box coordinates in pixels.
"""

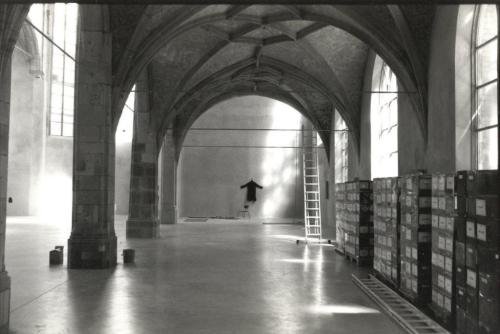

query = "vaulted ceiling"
[108,4,436,152]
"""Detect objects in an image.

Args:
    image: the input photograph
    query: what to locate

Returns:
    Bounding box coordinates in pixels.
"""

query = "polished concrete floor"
[5,216,404,334]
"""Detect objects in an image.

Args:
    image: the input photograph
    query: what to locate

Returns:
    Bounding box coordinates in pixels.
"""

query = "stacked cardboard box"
[342,180,373,266]
[373,177,400,287]
[399,173,432,304]
[335,183,346,253]
[456,170,500,334]
[430,173,456,329]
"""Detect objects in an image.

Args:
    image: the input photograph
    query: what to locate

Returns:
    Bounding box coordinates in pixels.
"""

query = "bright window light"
[334,110,348,183]
[116,86,135,144]
[371,56,398,179]
[474,4,498,170]
[308,304,380,315]
[28,4,78,137]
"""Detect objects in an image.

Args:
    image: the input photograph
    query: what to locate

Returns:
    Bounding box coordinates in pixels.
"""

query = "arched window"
[473,5,498,170]
[334,110,348,183]
[371,55,398,179]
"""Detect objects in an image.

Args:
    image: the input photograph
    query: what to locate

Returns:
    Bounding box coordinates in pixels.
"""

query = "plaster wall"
[178,96,311,220]
[115,142,132,215]
[7,46,74,220]
[7,48,39,215]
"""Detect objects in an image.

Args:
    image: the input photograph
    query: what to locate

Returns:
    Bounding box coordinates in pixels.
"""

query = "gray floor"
[5,216,404,334]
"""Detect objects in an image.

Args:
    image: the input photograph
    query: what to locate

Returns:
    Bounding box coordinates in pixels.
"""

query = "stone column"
[126,74,159,238]
[159,129,177,225]
[0,57,12,334]
[68,5,116,268]
[0,5,29,333]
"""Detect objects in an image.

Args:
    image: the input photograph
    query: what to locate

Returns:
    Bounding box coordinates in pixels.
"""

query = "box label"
[420,197,431,208]
[432,215,439,227]
[438,254,445,269]
[467,269,477,288]
[412,247,418,260]
[438,176,445,191]
[466,221,475,238]
[438,274,445,289]
[438,236,445,250]
[445,257,453,273]
[438,216,446,230]
[445,238,453,252]
[477,224,486,241]
[432,197,438,209]
[446,176,454,192]
[438,197,446,210]
[476,199,487,216]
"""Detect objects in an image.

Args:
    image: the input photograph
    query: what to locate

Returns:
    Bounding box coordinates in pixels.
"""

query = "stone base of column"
[126,218,159,238]
[0,271,10,334]
[160,205,177,225]
[68,235,117,269]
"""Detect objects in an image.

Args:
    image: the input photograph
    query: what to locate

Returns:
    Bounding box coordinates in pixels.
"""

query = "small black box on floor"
[49,249,63,265]
[122,249,135,263]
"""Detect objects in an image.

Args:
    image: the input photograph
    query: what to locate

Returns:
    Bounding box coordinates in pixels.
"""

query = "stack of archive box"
[335,183,347,253]
[430,173,456,329]
[399,173,432,304]
[373,177,400,287]
[342,180,373,266]
[456,170,500,334]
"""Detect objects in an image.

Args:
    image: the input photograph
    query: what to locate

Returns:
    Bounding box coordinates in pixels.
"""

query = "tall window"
[371,56,398,179]
[473,5,498,170]
[334,110,348,183]
[27,4,78,137]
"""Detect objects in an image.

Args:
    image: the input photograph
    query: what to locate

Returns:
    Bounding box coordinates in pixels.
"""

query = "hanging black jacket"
[240,180,263,202]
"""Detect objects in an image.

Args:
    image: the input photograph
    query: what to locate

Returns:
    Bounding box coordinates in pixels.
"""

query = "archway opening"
[177,95,328,223]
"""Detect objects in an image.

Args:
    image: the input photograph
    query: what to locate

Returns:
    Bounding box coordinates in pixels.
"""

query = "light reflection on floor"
[6,216,404,334]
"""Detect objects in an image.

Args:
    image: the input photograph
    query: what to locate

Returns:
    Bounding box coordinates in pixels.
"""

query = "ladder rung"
[305,199,320,202]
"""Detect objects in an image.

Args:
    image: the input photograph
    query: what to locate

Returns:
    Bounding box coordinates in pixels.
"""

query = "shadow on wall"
[178,96,312,220]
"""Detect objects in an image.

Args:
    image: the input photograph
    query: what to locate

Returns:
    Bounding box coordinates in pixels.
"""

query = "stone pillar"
[0,5,29,333]
[159,129,177,224]
[126,74,159,238]
[68,5,117,268]
[0,57,12,334]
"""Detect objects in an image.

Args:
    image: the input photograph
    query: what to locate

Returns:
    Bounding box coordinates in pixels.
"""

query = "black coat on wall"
[240,180,263,202]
